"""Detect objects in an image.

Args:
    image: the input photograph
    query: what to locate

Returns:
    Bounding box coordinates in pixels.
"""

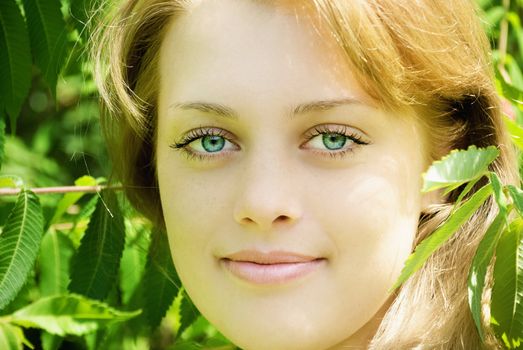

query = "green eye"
[322,133,347,150]
[201,135,225,152]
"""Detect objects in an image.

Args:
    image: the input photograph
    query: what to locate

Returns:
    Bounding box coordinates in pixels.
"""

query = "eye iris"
[201,135,225,152]
[322,133,347,150]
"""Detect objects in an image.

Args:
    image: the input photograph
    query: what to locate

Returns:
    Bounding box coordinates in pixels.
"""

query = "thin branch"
[0,185,124,197]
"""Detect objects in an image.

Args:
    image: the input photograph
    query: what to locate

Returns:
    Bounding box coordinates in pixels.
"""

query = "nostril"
[241,217,255,225]
[274,215,291,224]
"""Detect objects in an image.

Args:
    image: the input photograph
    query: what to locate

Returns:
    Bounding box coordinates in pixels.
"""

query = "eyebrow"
[169,97,363,120]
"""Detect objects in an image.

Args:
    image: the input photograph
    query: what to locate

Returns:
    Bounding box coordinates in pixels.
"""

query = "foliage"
[0,0,522,349]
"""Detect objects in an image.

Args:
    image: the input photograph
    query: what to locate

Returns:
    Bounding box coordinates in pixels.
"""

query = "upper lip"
[222,250,322,264]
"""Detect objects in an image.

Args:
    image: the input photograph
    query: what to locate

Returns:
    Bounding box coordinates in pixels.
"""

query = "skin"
[156,1,432,349]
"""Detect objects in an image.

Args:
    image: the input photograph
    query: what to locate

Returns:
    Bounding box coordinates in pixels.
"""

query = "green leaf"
[504,115,523,152]
[178,293,200,338]
[69,194,99,247]
[0,118,5,171]
[422,146,499,192]
[0,0,32,131]
[0,323,23,350]
[39,231,75,296]
[485,6,505,28]
[49,175,97,226]
[512,127,523,153]
[40,331,62,350]
[119,221,150,305]
[22,0,68,95]
[489,172,508,213]
[491,219,523,348]
[0,175,23,189]
[70,0,91,39]
[0,190,44,310]
[468,211,508,340]
[143,228,181,329]
[11,294,140,336]
[69,190,125,300]
[508,186,523,217]
[392,184,493,290]
[496,68,523,106]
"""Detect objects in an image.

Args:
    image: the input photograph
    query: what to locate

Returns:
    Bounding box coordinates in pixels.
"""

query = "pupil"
[202,135,225,152]
[323,133,346,150]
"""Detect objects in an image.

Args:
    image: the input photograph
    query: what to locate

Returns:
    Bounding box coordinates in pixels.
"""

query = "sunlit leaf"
[392,184,493,290]
[49,175,97,226]
[11,294,140,336]
[485,6,505,28]
[489,172,508,212]
[143,228,181,329]
[422,146,499,192]
[504,115,523,151]
[0,190,43,310]
[491,219,523,347]
[468,211,508,340]
[496,68,523,107]
[69,190,125,300]
[509,186,523,217]
[39,231,75,296]
[22,0,68,95]
[0,176,23,189]
[0,0,32,131]
[0,323,23,350]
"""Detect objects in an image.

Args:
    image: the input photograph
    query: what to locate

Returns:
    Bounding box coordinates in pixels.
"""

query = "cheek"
[308,159,421,284]
[157,166,237,278]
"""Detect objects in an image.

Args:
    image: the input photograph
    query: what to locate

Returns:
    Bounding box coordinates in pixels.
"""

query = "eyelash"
[302,124,369,158]
[170,125,370,161]
[169,127,237,161]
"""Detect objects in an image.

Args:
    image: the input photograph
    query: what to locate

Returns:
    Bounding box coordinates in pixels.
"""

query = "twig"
[0,185,124,197]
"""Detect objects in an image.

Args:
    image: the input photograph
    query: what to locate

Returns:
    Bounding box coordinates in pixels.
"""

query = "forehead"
[158,0,372,107]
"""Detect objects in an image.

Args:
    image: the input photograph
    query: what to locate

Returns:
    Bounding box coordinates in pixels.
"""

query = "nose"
[233,156,302,231]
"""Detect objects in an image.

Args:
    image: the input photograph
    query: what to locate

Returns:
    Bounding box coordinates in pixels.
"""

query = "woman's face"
[156,1,430,349]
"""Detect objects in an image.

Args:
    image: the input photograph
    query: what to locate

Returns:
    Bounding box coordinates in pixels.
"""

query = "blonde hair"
[92,0,519,348]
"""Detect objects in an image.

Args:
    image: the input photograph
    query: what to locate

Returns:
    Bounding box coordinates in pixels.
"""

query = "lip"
[220,250,326,285]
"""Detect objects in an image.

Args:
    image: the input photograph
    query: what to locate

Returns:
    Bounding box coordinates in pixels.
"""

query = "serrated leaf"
[392,184,493,290]
[69,194,99,247]
[143,228,181,329]
[0,118,5,171]
[422,146,499,192]
[119,221,150,305]
[0,190,44,310]
[468,211,508,340]
[49,175,97,226]
[22,0,68,95]
[491,219,523,348]
[69,190,125,300]
[0,323,23,350]
[39,231,75,296]
[11,294,140,336]
[0,0,32,131]
[178,293,199,338]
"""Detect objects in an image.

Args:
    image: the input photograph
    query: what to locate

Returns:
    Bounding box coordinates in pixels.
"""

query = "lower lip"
[221,258,325,285]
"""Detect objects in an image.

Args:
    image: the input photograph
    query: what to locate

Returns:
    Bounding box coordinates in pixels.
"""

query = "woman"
[93,0,518,348]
